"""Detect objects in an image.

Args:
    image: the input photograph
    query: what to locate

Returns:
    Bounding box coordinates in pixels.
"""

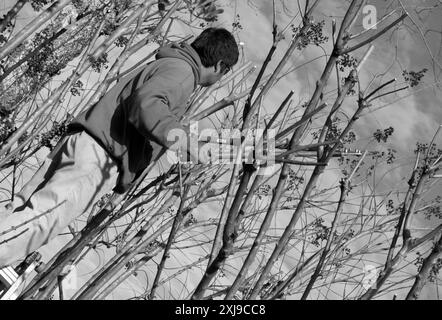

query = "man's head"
[191,27,239,87]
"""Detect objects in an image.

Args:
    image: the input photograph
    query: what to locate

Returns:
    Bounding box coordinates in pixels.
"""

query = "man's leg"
[0,131,119,267]
[3,136,69,214]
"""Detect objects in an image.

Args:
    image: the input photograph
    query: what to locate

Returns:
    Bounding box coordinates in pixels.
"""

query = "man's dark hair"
[191,28,239,72]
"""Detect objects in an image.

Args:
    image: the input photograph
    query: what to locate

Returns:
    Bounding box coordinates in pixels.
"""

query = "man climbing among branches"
[0,27,239,267]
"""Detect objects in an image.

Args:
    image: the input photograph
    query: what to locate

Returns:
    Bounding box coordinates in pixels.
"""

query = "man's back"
[68,43,202,192]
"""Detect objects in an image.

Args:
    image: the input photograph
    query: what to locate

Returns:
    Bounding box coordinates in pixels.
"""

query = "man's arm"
[127,60,193,150]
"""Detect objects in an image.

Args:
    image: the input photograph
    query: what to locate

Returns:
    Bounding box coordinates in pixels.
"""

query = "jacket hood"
[156,42,201,87]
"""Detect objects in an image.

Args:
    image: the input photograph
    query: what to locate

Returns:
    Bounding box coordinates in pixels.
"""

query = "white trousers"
[0,131,119,267]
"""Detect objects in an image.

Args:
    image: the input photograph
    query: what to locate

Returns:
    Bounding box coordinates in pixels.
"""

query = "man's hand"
[188,141,213,164]
[191,141,234,165]
[167,130,235,165]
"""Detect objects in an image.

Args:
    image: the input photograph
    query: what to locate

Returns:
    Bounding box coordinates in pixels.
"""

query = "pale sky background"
[0,0,441,299]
